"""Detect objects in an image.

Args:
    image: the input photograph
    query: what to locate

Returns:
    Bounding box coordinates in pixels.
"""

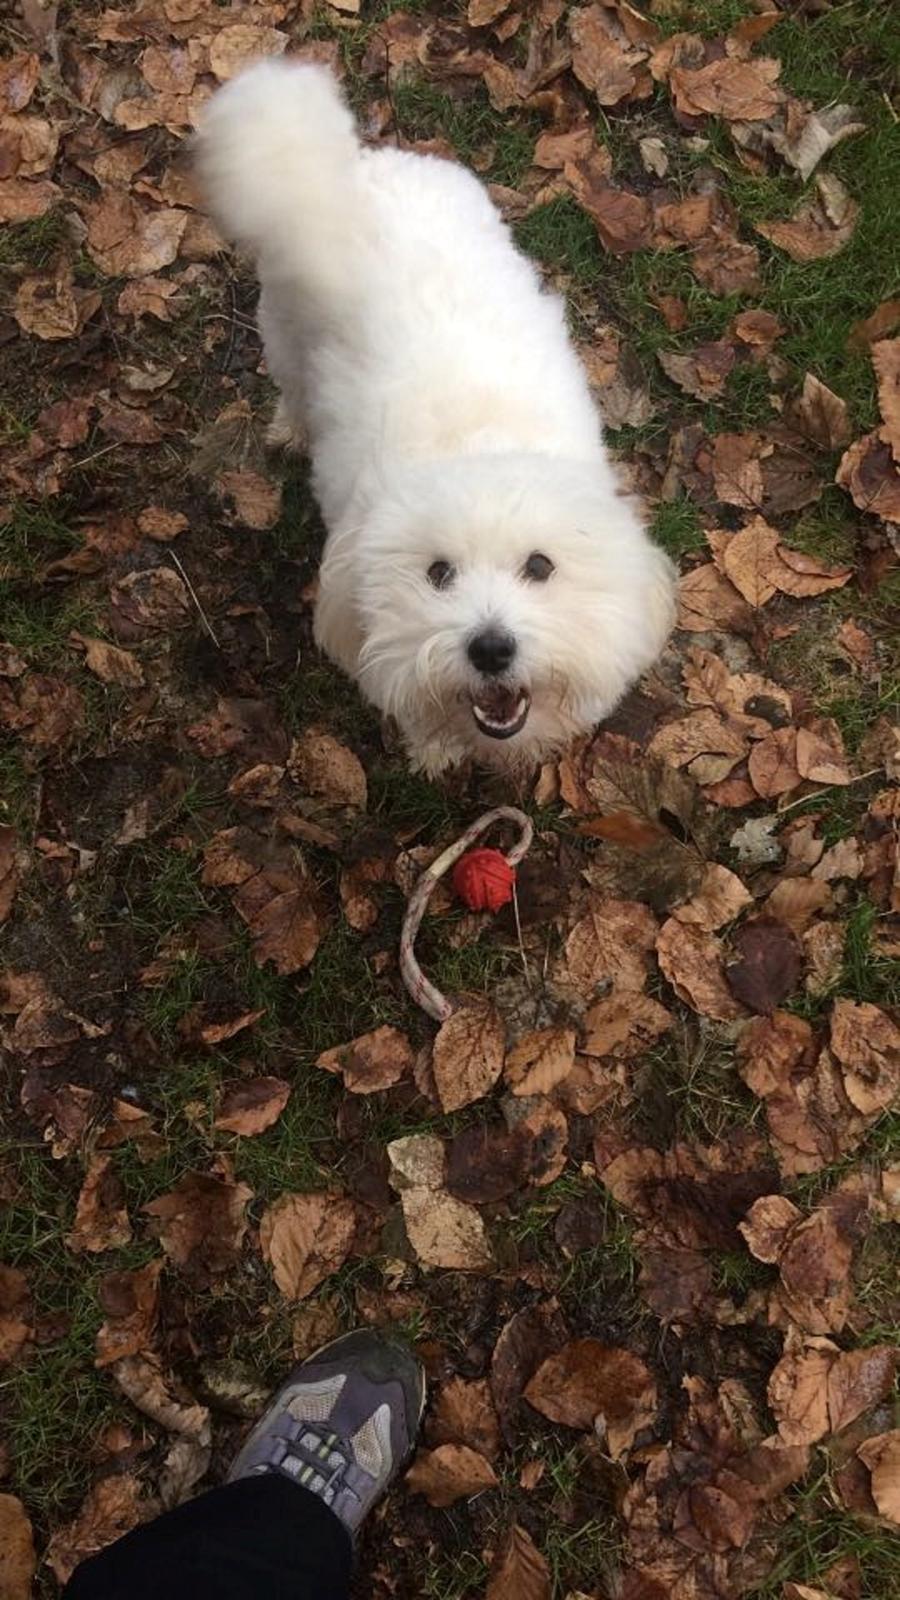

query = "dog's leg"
[266,395,308,455]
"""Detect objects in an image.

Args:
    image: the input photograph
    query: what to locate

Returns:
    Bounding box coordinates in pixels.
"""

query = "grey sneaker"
[228,1330,426,1538]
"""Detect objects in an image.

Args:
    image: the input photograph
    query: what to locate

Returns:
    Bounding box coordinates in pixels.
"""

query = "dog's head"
[350,454,675,770]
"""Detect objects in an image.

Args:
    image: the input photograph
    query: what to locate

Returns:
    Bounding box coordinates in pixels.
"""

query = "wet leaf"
[213,1076,291,1136]
[486,1523,551,1600]
[407,1442,497,1506]
[317,1025,414,1094]
[259,1190,356,1300]
[14,265,99,340]
[66,1156,132,1253]
[726,921,803,1015]
[287,728,367,810]
[0,1495,35,1600]
[432,996,505,1113]
[214,468,282,531]
[490,1302,568,1439]
[525,1338,656,1458]
[768,1338,896,1446]
[0,1264,31,1365]
[143,1169,252,1283]
[95,1260,162,1367]
[72,634,145,688]
[428,1376,501,1461]
[45,1476,146,1585]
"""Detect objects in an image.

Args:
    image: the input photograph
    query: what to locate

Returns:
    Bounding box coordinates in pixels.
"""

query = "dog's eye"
[427,559,455,591]
[523,552,555,582]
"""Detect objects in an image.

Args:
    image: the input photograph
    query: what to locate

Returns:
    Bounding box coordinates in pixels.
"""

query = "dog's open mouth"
[470,685,531,740]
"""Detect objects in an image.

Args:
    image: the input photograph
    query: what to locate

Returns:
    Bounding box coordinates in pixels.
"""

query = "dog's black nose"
[468,628,517,677]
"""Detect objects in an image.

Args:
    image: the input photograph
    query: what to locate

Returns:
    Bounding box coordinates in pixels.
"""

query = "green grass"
[0,208,72,271]
[515,196,606,287]
[651,496,707,562]
[392,78,539,188]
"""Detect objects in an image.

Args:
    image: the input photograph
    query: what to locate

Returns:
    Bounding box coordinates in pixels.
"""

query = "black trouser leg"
[63,1477,353,1600]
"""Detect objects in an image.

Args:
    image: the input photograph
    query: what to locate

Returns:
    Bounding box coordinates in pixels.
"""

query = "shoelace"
[257,1422,356,1508]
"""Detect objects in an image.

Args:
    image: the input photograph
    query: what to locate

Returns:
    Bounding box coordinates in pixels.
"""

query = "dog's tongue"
[475,684,521,722]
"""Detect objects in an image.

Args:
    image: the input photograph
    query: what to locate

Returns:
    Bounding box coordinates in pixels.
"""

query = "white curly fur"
[196,60,675,775]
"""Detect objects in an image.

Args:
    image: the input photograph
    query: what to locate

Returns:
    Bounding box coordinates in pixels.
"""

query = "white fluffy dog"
[196,61,675,776]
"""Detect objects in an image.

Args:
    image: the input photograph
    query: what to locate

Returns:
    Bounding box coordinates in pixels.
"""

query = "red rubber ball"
[452,848,516,913]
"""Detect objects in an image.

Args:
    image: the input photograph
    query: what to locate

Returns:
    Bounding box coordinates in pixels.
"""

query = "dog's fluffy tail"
[195,60,365,316]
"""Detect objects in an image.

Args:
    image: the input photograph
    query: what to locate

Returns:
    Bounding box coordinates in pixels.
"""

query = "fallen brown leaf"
[673,863,753,931]
[569,5,649,108]
[85,189,187,276]
[66,1156,132,1253]
[109,567,191,631]
[0,826,22,926]
[757,173,858,263]
[432,995,505,1112]
[14,265,100,341]
[525,1338,656,1457]
[0,1494,35,1600]
[0,1263,31,1365]
[830,999,900,1115]
[649,708,748,786]
[95,1260,162,1367]
[741,1186,867,1334]
[764,878,832,933]
[872,337,900,462]
[259,1190,356,1299]
[490,1300,568,1440]
[727,921,803,1015]
[580,990,673,1060]
[317,1025,414,1095]
[0,176,61,222]
[565,156,652,253]
[287,727,367,810]
[71,633,145,688]
[143,1169,252,1283]
[0,53,40,114]
[562,896,658,997]
[400,1184,493,1271]
[738,1011,877,1175]
[427,1375,501,1462]
[658,340,736,401]
[796,721,851,785]
[202,827,327,976]
[849,299,900,351]
[657,917,746,1021]
[857,1430,900,1526]
[487,1523,551,1600]
[836,430,900,523]
[595,1127,775,1252]
[504,1025,575,1096]
[208,24,288,82]
[670,57,783,121]
[406,1442,497,1506]
[768,1337,897,1446]
[214,468,282,531]
[213,1076,291,1136]
[677,563,753,633]
[45,1476,146,1585]
[786,373,852,451]
[748,728,802,800]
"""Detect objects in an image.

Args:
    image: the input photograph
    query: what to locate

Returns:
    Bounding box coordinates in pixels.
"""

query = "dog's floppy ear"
[313,540,366,677]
